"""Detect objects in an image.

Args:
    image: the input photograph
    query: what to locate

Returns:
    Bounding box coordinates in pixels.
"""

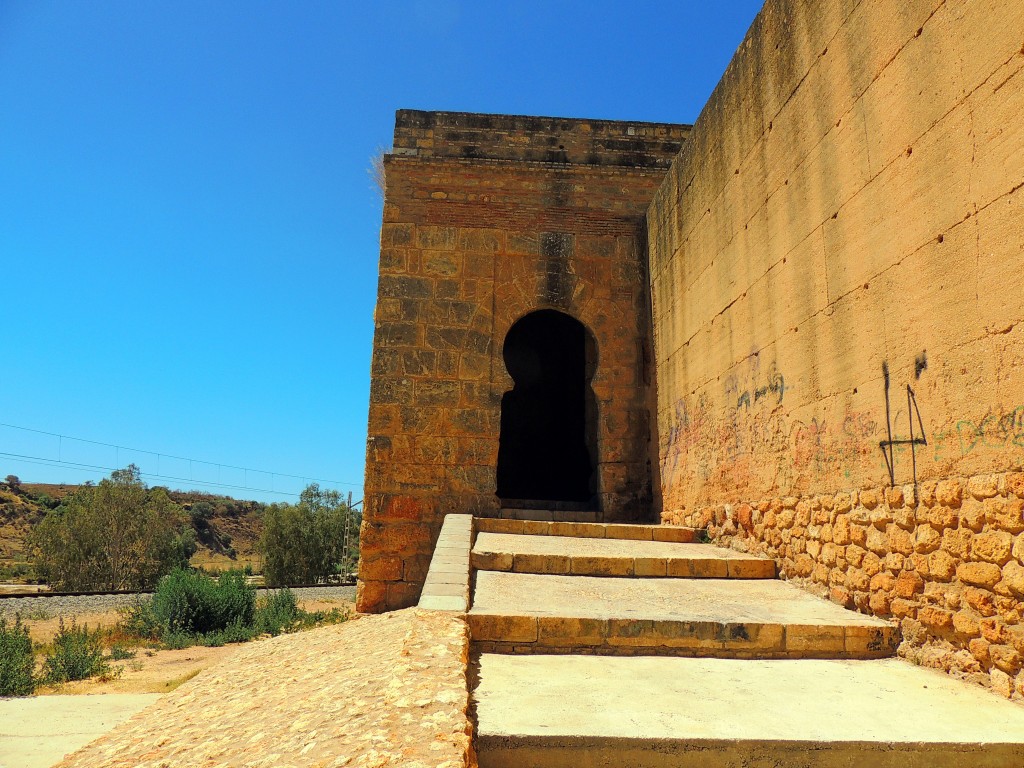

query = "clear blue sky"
[0,1,763,503]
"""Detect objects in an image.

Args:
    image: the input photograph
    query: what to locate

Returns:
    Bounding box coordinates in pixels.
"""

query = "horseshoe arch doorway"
[496,309,598,506]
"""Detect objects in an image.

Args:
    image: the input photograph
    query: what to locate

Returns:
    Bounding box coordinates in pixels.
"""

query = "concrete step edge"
[471,550,776,579]
[467,612,899,659]
[475,516,703,542]
[474,734,1024,768]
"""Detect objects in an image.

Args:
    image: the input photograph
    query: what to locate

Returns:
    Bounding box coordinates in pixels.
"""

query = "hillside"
[0,480,265,582]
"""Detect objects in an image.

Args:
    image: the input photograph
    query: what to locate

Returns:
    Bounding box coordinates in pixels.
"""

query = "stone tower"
[357,110,689,611]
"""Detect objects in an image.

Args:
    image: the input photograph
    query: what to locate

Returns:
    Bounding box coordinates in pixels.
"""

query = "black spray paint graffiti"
[879,361,928,486]
[734,371,786,411]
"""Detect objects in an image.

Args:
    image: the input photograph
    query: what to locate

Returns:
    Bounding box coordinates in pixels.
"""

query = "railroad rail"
[0,581,356,600]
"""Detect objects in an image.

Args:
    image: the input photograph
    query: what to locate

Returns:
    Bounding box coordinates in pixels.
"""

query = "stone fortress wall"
[358,111,689,612]
[648,0,1024,695]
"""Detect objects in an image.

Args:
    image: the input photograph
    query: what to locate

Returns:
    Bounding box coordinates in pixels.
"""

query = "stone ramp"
[472,532,775,578]
[473,655,1024,768]
[53,610,474,768]
[469,570,896,657]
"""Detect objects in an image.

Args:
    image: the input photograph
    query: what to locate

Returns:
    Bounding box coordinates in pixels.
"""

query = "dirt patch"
[39,645,240,695]
[23,610,121,644]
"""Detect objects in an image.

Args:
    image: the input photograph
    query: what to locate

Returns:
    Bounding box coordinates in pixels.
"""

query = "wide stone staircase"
[420,513,1024,767]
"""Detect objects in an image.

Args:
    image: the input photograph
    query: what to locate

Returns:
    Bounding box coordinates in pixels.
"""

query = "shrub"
[43,618,110,684]
[255,588,300,636]
[189,501,214,526]
[160,630,196,651]
[0,615,36,696]
[201,623,257,647]
[117,599,161,641]
[109,644,136,661]
[151,568,254,636]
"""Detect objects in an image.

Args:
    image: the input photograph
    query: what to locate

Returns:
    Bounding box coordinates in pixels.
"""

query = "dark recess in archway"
[496,310,597,505]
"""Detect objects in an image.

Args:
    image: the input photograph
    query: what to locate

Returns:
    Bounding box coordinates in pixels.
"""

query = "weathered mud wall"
[648,0,1024,696]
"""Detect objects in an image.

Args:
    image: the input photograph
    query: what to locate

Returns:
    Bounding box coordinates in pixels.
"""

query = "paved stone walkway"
[0,694,159,768]
[56,609,473,768]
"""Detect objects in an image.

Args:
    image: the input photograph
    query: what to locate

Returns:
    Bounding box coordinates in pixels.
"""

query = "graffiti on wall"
[661,357,882,508]
[662,345,1024,511]
[932,405,1024,461]
[878,361,928,487]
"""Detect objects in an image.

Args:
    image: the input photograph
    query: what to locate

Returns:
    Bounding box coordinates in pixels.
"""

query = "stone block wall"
[648,0,1024,696]
[669,473,1024,696]
[358,112,689,612]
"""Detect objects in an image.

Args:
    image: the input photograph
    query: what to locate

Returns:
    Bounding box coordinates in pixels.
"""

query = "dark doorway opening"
[496,310,597,505]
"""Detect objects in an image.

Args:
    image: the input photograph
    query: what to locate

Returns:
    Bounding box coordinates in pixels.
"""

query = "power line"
[0,452,303,498]
[0,421,362,492]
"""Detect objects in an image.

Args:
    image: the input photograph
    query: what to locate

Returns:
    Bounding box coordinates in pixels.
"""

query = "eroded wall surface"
[359,111,688,612]
[649,0,1024,695]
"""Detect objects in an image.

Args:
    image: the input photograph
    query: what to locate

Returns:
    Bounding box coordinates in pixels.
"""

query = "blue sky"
[0,1,763,503]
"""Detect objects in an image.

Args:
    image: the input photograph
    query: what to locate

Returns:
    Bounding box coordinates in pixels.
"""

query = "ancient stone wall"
[649,0,1024,695]
[359,111,688,612]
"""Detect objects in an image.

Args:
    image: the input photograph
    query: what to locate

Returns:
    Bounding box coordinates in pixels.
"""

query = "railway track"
[0,581,355,600]
[0,583,357,618]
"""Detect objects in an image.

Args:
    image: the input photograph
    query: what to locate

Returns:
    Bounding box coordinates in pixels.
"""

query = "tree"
[30,465,195,591]
[4,475,20,490]
[259,484,360,586]
[189,501,214,527]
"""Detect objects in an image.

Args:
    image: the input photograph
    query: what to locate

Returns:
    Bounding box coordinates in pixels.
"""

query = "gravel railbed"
[0,585,356,619]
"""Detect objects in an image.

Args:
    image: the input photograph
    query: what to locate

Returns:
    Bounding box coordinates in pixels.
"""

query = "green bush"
[117,599,162,641]
[201,623,257,647]
[0,615,36,696]
[109,644,136,661]
[43,618,110,684]
[116,571,347,651]
[151,568,254,636]
[255,588,299,636]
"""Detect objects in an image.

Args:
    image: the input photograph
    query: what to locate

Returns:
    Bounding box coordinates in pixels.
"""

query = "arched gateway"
[497,310,597,506]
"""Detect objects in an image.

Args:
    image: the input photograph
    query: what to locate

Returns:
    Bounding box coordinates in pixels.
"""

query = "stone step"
[473,655,1024,768]
[469,571,898,658]
[476,508,602,522]
[475,517,702,542]
[472,532,774,578]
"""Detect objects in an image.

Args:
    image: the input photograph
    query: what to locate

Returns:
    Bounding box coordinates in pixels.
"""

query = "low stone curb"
[418,513,474,612]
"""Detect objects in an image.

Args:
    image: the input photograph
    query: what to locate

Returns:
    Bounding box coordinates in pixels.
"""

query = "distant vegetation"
[0,468,360,588]
[259,484,361,587]
[30,466,196,591]
[120,568,347,650]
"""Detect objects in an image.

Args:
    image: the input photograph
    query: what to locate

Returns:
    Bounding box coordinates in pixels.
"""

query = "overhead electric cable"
[0,422,362,495]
